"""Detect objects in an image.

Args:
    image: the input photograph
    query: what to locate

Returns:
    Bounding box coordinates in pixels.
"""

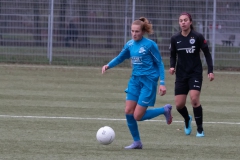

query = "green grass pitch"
[0,64,239,160]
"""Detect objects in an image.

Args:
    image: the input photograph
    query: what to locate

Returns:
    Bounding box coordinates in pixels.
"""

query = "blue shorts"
[125,75,158,107]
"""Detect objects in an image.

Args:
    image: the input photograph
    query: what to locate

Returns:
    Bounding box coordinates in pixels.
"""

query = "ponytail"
[132,17,153,35]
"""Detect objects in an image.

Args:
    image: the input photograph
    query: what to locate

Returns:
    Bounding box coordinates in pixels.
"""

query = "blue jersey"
[107,37,165,85]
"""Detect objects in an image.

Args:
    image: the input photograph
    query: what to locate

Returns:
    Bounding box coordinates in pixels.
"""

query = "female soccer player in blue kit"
[169,12,214,137]
[102,17,172,149]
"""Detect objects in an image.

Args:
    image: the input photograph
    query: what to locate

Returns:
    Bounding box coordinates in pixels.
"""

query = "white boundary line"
[0,115,239,125]
[0,64,240,75]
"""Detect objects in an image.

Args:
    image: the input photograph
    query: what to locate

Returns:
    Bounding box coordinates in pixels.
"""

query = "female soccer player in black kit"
[169,12,214,137]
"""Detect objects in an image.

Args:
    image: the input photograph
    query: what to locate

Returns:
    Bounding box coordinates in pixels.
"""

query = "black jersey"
[170,30,213,79]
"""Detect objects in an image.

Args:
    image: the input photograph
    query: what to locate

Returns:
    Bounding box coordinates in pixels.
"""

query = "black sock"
[177,106,190,127]
[193,105,203,133]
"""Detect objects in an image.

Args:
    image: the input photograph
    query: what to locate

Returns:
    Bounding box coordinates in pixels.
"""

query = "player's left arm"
[150,43,166,96]
[199,34,214,81]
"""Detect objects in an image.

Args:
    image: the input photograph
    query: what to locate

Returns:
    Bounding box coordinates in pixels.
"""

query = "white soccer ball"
[96,126,115,145]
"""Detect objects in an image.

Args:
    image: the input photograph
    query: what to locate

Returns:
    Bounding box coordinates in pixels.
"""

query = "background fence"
[0,0,239,69]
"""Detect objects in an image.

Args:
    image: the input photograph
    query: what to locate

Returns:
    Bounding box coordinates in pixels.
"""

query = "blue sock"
[140,107,165,121]
[126,114,140,141]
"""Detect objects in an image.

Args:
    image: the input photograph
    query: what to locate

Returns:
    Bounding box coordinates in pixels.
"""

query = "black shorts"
[175,77,202,95]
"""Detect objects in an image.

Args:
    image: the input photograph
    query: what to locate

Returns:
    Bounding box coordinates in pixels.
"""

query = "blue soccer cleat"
[196,131,205,137]
[124,141,143,149]
[184,115,192,135]
[164,104,173,125]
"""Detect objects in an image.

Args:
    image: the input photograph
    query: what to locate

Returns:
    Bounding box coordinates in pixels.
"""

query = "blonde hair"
[132,17,153,34]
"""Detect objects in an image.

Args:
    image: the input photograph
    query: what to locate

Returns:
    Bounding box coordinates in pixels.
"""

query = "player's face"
[131,24,144,41]
[179,15,192,31]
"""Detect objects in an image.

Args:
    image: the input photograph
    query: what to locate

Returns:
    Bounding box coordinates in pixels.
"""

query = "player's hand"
[169,68,175,75]
[208,73,214,81]
[102,65,109,74]
[159,85,166,96]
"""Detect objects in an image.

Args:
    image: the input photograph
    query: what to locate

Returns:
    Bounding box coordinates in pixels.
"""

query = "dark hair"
[180,12,194,30]
[132,17,153,34]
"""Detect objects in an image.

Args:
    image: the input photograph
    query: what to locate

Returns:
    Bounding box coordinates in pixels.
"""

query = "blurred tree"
[0,1,2,45]
[78,0,89,47]
[158,0,173,56]
[33,0,42,46]
[58,0,67,42]
[105,0,114,48]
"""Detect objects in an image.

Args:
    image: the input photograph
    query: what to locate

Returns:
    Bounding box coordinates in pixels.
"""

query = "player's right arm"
[169,37,176,75]
[102,65,109,74]
[102,43,130,74]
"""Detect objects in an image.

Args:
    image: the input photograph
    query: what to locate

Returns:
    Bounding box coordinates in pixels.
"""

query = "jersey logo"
[131,56,143,64]
[177,41,181,44]
[186,46,195,53]
[189,38,195,44]
[177,46,195,54]
[139,47,146,54]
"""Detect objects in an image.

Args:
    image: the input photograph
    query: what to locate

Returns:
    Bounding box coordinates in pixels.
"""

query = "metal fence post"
[47,0,54,64]
[212,0,216,66]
